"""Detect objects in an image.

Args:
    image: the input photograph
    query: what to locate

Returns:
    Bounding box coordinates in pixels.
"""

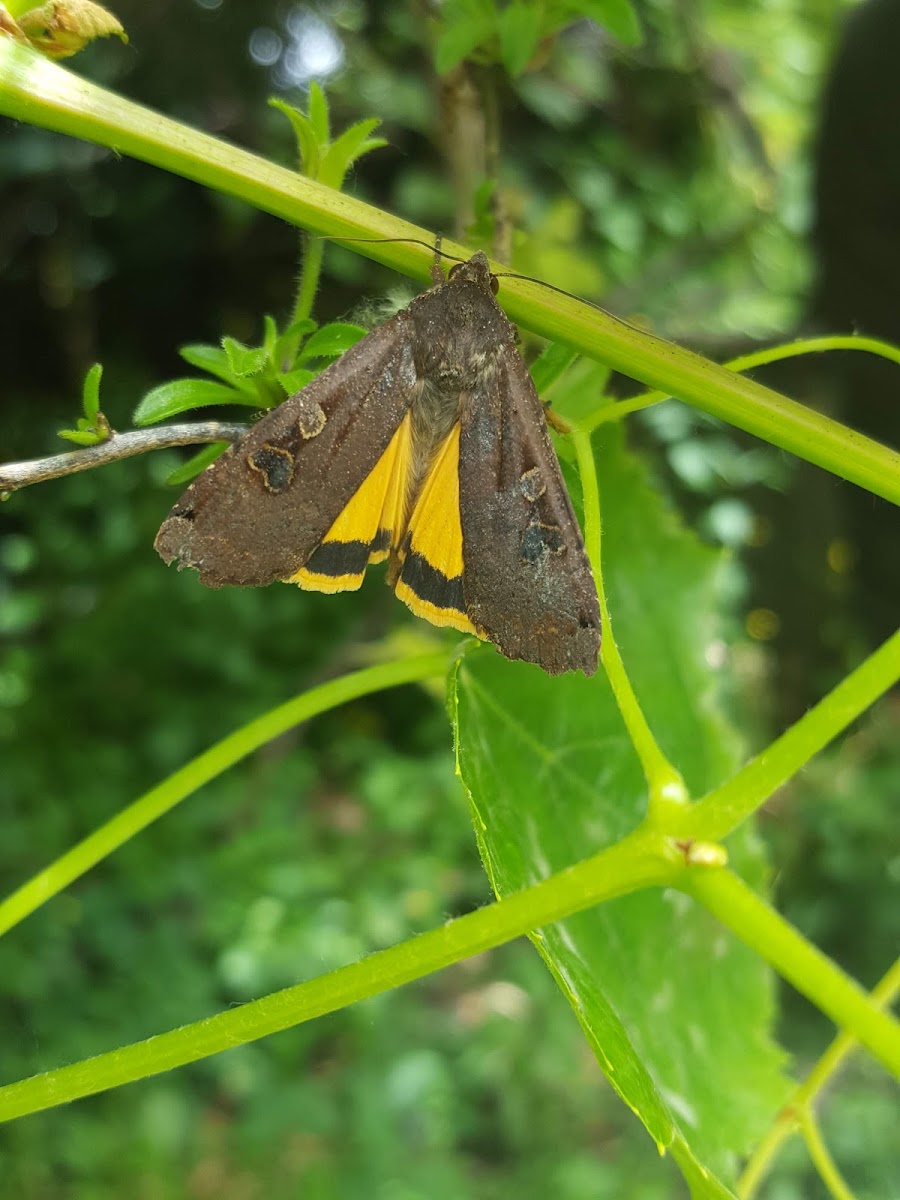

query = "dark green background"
[1,2,897,1196]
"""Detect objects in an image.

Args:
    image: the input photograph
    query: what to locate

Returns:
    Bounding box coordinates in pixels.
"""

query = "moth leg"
[543,402,573,436]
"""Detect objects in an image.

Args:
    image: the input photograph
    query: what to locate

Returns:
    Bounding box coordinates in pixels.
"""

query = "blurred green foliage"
[1,1,896,1197]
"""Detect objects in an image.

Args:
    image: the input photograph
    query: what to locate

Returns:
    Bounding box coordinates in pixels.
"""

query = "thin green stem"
[738,1112,800,1198]
[0,652,449,938]
[738,958,900,1198]
[586,335,900,429]
[0,827,678,1122]
[293,233,323,325]
[685,870,900,1077]
[681,628,900,841]
[800,1112,855,1200]
[572,430,688,812]
[1,41,899,504]
[280,231,324,366]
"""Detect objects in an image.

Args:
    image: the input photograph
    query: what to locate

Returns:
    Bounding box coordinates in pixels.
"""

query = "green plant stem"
[0,827,678,1123]
[572,429,688,811]
[737,958,900,1198]
[2,41,899,505]
[0,652,448,938]
[281,231,324,366]
[587,335,900,428]
[685,870,900,1077]
[800,1112,855,1200]
[681,628,900,840]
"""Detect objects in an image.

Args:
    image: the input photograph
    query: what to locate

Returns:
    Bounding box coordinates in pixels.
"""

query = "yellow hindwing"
[394,423,477,634]
[290,412,413,592]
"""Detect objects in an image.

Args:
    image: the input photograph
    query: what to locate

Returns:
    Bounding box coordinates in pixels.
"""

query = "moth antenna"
[494,271,611,317]
[321,234,467,268]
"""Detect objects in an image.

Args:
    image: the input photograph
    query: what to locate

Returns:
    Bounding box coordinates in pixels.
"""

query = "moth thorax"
[408,377,463,503]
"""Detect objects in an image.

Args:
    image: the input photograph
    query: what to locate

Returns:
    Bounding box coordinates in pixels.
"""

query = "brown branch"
[0,422,247,493]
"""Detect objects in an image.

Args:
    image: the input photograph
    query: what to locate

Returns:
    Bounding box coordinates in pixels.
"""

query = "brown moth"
[155,252,601,675]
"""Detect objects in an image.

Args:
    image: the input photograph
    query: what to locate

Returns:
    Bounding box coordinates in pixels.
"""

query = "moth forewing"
[155,251,601,675]
[458,347,601,676]
[154,314,421,585]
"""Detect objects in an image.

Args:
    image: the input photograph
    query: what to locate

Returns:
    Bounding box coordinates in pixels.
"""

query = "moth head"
[448,252,499,295]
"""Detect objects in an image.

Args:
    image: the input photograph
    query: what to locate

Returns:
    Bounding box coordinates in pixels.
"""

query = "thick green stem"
[800,1113,855,1200]
[572,430,688,811]
[587,334,900,428]
[1,41,899,503]
[280,231,324,366]
[0,828,677,1122]
[682,629,900,841]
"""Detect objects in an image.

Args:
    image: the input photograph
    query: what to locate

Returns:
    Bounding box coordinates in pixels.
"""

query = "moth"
[155,252,601,675]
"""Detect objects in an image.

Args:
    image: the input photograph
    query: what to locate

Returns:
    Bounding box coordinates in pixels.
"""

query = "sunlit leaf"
[133,379,255,426]
[499,1,543,76]
[298,323,369,362]
[451,424,789,1188]
[163,441,229,486]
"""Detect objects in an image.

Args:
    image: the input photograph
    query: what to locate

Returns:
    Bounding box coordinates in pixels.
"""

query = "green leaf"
[528,341,579,396]
[18,0,127,59]
[81,361,103,420]
[221,335,268,378]
[434,3,496,74]
[178,342,234,381]
[450,425,789,1187]
[307,80,330,144]
[57,426,104,446]
[280,317,318,341]
[133,379,254,426]
[274,319,318,372]
[499,1,543,76]
[573,0,642,46]
[319,118,386,189]
[269,97,320,176]
[262,314,279,359]
[164,441,229,486]
[59,366,111,443]
[298,323,368,362]
[277,367,316,396]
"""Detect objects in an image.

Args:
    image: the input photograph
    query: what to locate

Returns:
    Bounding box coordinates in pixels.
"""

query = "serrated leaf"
[178,343,233,379]
[499,1,543,76]
[262,315,279,359]
[546,356,612,425]
[434,8,496,74]
[81,362,103,420]
[278,368,316,396]
[307,81,330,144]
[319,118,386,188]
[274,319,318,372]
[450,425,789,1188]
[298,323,368,362]
[222,336,268,378]
[164,442,229,486]
[270,98,320,176]
[529,341,579,396]
[133,379,255,426]
[280,318,318,341]
[576,0,642,45]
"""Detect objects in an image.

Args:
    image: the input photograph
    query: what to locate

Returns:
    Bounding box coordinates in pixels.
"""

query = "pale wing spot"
[519,466,545,502]
[297,398,327,439]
